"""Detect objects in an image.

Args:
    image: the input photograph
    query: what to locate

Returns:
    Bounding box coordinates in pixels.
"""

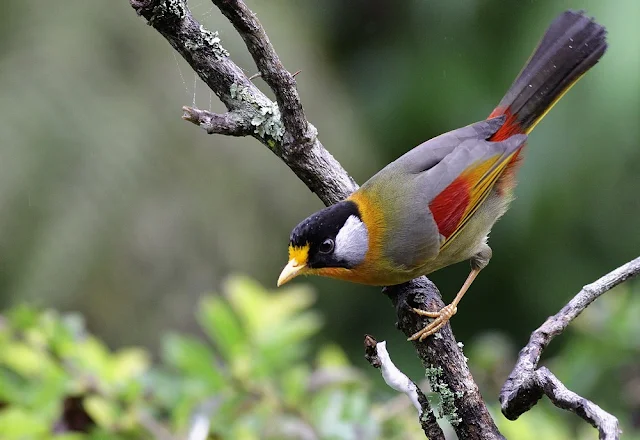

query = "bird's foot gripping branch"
[130,1,634,438]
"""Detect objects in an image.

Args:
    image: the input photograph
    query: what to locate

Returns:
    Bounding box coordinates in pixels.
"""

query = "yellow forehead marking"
[288,243,310,266]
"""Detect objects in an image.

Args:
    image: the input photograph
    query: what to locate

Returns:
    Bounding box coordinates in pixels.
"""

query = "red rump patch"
[488,106,526,195]
[429,176,471,239]
[488,107,523,141]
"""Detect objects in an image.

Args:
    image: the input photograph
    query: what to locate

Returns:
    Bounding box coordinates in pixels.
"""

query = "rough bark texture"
[130,1,633,438]
[386,279,504,439]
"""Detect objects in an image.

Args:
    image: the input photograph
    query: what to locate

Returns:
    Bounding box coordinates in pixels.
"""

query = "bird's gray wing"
[380,132,527,269]
[391,115,507,174]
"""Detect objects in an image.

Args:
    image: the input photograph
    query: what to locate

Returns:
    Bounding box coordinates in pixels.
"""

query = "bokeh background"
[0,0,638,437]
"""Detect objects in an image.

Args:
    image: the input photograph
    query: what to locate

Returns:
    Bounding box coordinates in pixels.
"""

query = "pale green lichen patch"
[230,82,284,143]
[152,0,187,20]
[425,366,461,426]
[200,27,229,59]
[230,82,251,101]
[184,27,229,60]
[419,410,433,424]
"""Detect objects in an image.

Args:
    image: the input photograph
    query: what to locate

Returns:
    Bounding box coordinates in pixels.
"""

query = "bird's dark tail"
[489,10,607,141]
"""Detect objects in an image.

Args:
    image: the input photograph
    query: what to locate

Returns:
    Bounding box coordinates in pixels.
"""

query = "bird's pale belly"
[421,187,514,273]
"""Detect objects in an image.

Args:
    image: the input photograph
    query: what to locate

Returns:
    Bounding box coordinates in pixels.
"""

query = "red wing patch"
[429,177,470,239]
[429,154,512,245]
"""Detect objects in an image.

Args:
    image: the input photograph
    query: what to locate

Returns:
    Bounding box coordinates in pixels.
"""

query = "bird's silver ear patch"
[335,215,369,265]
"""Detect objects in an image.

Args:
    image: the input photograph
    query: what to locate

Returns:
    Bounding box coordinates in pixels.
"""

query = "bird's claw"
[407,304,458,342]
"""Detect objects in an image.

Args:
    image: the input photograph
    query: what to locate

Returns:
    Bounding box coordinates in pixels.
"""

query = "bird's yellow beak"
[277,244,310,286]
[277,258,307,286]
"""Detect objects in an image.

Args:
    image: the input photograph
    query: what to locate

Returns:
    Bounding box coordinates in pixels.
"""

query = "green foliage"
[0,276,424,439]
[2,277,638,439]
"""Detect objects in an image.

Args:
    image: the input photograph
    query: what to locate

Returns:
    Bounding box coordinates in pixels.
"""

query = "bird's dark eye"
[319,238,334,254]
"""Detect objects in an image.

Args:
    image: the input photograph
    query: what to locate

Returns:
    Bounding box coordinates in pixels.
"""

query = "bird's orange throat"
[284,192,410,286]
[308,265,396,286]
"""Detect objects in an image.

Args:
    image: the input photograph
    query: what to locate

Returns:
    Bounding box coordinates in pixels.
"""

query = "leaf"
[316,344,350,368]
[109,348,149,384]
[5,305,39,331]
[223,276,267,336]
[256,312,322,360]
[224,275,317,340]
[198,295,245,360]
[280,365,309,406]
[84,395,119,429]
[0,407,49,438]
[162,333,225,391]
[0,342,49,377]
[68,336,110,383]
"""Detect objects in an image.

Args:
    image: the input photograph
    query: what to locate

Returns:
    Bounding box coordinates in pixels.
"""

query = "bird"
[277,10,607,341]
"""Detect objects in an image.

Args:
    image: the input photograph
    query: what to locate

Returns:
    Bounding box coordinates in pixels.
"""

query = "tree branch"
[364,335,445,440]
[386,279,504,439]
[131,0,357,205]
[500,256,640,440]
[211,0,311,147]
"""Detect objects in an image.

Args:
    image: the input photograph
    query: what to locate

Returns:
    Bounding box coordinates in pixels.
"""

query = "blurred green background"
[0,0,638,437]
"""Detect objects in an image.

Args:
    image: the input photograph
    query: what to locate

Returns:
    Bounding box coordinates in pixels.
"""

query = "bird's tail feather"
[489,10,607,141]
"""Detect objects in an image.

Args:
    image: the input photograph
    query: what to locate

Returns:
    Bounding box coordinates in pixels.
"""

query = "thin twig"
[500,256,640,440]
[182,107,252,136]
[248,70,300,81]
[364,335,445,440]
[538,367,620,439]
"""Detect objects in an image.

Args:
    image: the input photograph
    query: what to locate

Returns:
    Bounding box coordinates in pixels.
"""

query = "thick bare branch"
[364,335,445,440]
[211,0,311,147]
[386,280,504,440]
[500,256,640,440]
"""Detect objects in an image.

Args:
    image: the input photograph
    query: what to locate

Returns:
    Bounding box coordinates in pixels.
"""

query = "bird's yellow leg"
[408,268,480,342]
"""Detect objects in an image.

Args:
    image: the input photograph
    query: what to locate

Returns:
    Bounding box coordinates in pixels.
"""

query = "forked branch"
[500,256,640,440]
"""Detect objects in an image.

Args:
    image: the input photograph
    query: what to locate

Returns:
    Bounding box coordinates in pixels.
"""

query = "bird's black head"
[278,200,369,286]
